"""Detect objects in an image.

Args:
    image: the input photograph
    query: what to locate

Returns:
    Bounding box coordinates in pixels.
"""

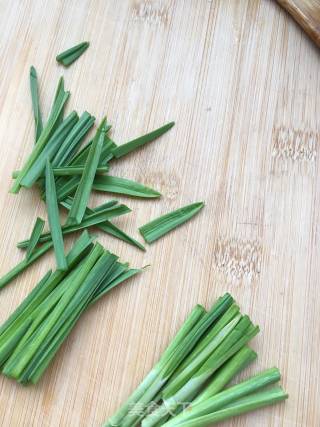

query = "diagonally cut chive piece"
[56,41,90,67]
[112,121,175,159]
[17,204,131,248]
[0,242,53,290]
[67,119,106,224]
[45,161,67,270]
[92,175,161,198]
[21,111,79,188]
[61,197,145,251]
[52,111,95,167]
[10,77,70,193]
[26,217,45,260]
[29,66,43,142]
[139,202,204,243]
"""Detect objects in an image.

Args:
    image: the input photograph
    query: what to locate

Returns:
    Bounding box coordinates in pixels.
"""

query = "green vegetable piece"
[139,202,204,243]
[26,217,45,260]
[112,121,175,159]
[56,41,90,67]
[45,161,67,270]
[29,66,43,142]
[92,175,161,198]
[67,119,106,224]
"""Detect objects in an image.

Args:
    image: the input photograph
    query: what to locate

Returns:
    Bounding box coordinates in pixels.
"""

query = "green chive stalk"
[162,387,288,427]
[67,119,106,224]
[157,368,281,427]
[29,66,43,142]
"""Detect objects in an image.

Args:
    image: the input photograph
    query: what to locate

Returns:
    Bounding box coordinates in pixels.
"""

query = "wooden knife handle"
[276,0,320,48]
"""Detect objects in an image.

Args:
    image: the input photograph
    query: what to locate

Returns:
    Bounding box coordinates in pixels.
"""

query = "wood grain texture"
[276,0,320,47]
[0,0,319,426]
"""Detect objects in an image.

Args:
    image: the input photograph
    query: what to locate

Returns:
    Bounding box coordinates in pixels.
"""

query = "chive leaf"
[56,42,90,67]
[67,119,106,224]
[45,161,67,271]
[92,175,161,198]
[26,217,45,260]
[112,121,174,159]
[29,66,43,142]
[139,202,204,243]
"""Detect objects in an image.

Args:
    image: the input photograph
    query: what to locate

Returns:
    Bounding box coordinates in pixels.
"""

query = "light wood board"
[0,1,319,426]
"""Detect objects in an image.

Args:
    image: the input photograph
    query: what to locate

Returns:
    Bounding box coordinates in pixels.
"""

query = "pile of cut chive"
[0,41,288,426]
[0,41,204,386]
[104,293,288,427]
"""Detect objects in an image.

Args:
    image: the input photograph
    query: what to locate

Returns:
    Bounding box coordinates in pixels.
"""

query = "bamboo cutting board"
[0,1,319,426]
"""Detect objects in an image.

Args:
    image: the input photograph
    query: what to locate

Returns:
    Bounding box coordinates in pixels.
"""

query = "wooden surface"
[0,1,319,426]
[276,0,320,47]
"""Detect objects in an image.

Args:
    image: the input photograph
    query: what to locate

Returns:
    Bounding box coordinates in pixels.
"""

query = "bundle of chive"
[0,231,141,384]
[104,293,288,427]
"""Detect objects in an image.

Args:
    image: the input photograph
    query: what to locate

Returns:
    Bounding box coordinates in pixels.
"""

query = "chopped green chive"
[10,77,70,193]
[56,41,90,67]
[26,217,45,260]
[92,175,161,198]
[29,66,43,142]
[67,119,106,225]
[0,242,53,290]
[112,121,175,159]
[45,161,67,271]
[139,202,204,243]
